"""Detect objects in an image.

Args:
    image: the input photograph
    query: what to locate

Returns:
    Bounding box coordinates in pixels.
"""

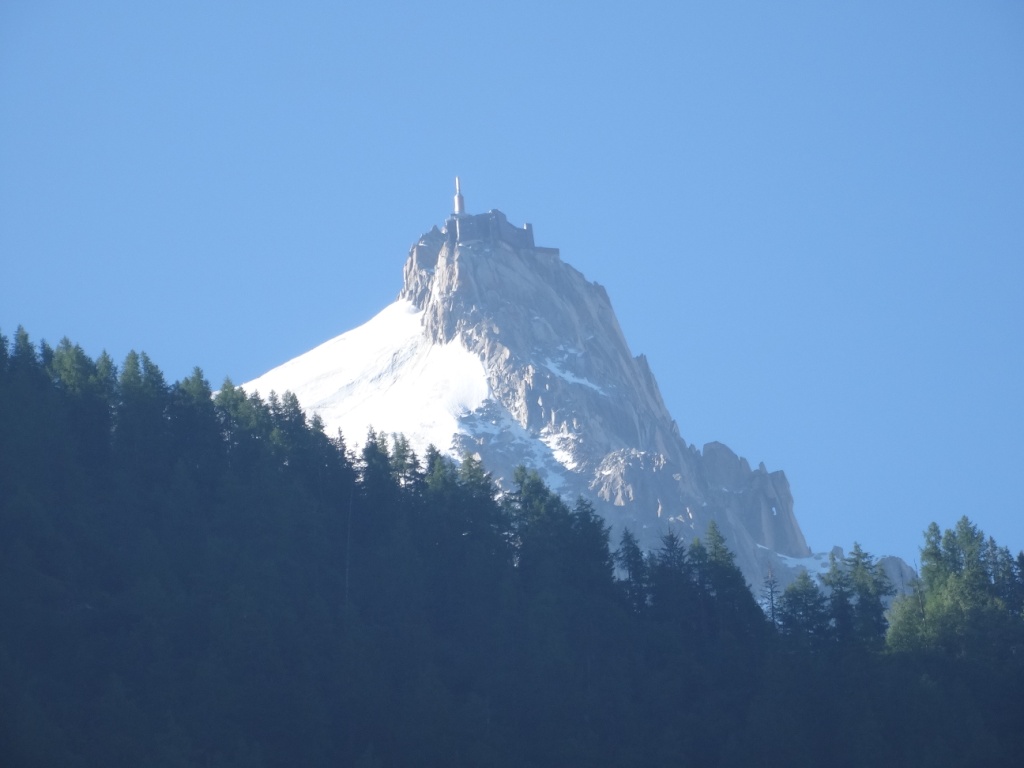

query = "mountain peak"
[400,205,681,466]
[244,190,816,585]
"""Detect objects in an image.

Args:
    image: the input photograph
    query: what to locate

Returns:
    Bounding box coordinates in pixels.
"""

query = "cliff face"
[394,215,811,584]
[242,198,833,586]
[241,200,923,589]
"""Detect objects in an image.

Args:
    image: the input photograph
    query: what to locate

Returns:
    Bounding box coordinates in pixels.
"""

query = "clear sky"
[2,2,1022,567]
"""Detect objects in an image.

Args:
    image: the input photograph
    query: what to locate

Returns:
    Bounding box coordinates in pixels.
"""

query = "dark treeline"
[1,327,1023,767]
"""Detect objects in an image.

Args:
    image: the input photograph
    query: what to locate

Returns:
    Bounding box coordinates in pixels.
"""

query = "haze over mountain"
[244,183,912,588]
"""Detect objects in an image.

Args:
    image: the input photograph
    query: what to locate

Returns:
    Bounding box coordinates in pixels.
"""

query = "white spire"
[453,176,465,215]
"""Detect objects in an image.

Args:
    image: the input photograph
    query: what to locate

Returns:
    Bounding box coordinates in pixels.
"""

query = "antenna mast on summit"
[453,176,465,215]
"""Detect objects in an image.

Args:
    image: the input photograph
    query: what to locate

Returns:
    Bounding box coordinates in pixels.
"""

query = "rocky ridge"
[243,196,911,589]
[396,208,808,585]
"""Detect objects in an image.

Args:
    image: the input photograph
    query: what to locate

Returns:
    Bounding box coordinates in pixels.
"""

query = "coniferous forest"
[2,327,1023,767]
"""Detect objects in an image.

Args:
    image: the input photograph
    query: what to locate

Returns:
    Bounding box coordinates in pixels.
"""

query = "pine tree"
[568,496,614,593]
[777,571,829,648]
[888,517,1024,660]
[846,543,894,646]
[114,350,171,485]
[695,521,767,643]
[821,551,855,645]
[760,565,781,628]
[647,531,699,632]
[615,528,648,614]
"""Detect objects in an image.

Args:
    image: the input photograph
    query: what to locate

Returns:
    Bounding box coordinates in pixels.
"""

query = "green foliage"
[820,543,895,649]
[615,528,648,614]
[887,516,1024,661]
[778,571,830,647]
[846,543,895,646]
[2,329,1023,766]
[760,566,781,628]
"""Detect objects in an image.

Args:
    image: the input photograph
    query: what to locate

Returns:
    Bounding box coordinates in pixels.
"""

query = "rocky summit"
[244,183,882,588]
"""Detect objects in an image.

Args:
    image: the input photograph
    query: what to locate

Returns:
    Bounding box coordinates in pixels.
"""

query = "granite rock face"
[396,212,812,585]
[244,201,915,590]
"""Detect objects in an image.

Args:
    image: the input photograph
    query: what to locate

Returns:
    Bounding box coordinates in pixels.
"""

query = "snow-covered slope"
[243,300,489,453]
[242,197,905,589]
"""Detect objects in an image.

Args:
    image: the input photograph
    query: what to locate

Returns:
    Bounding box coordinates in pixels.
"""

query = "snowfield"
[242,300,490,454]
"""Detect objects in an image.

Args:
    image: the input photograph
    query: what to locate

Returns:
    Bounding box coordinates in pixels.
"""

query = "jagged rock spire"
[245,200,822,590]
[453,176,465,215]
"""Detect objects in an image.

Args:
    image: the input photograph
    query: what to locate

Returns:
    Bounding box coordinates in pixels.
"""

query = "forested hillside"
[2,327,1022,767]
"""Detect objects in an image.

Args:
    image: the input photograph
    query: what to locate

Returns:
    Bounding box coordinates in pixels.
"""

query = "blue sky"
[2,2,1022,567]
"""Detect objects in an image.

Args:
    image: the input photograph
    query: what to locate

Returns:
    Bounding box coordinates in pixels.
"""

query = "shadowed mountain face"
[400,214,811,582]
[245,200,816,586]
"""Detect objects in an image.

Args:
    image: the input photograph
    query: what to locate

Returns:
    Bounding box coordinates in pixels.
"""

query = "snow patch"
[758,544,831,573]
[542,358,605,394]
[539,430,580,472]
[242,300,490,455]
